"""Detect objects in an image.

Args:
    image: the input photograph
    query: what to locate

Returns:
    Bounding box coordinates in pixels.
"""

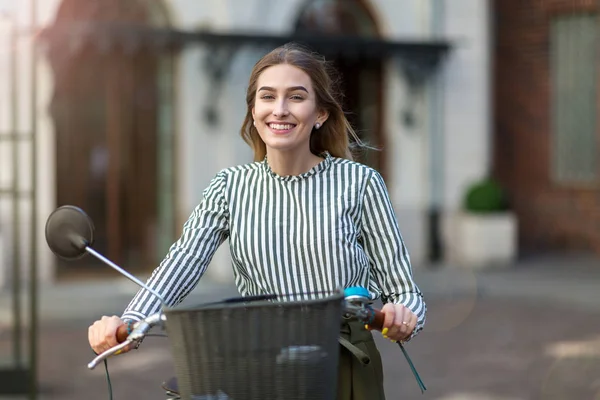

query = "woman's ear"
[317,109,330,125]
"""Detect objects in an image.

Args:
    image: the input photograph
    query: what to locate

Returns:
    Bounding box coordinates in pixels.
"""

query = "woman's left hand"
[378,303,417,342]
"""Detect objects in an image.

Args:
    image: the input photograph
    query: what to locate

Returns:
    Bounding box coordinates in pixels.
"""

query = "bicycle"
[45,205,425,400]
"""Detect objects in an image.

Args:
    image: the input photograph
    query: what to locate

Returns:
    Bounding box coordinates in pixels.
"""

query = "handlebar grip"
[116,323,130,343]
[369,309,386,331]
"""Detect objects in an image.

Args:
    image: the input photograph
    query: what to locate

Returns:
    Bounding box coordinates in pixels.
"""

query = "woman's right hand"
[88,315,131,355]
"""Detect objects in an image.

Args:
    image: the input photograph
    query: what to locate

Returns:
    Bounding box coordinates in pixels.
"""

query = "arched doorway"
[295,0,385,175]
[46,0,175,277]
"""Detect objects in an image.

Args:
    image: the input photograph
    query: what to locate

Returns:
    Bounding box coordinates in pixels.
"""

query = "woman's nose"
[272,100,289,117]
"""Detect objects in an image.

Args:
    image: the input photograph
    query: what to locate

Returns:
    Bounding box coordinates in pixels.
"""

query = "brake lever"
[88,340,134,369]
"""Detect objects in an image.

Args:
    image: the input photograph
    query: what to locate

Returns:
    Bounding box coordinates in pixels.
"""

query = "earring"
[315,123,321,129]
[253,120,256,126]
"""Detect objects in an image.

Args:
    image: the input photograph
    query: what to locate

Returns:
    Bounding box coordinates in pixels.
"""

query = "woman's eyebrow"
[258,86,309,93]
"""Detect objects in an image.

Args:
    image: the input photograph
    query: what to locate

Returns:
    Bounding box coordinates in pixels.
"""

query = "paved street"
[1,256,599,399]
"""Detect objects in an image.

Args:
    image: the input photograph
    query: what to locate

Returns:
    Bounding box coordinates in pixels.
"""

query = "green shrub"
[463,178,509,213]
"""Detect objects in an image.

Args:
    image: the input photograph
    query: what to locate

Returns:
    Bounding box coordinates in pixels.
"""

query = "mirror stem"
[84,247,168,306]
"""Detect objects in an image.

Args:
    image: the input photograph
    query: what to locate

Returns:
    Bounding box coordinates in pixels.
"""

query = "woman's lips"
[268,122,296,134]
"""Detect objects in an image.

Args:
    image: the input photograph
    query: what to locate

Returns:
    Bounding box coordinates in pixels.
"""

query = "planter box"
[444,211,518,268]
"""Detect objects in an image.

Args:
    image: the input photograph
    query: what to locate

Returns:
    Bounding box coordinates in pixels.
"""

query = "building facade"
[494,0,600,255]
[0,0,492,285]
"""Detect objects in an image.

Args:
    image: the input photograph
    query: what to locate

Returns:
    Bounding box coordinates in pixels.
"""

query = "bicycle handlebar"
[88,288,385,370]
[89,312,166,369]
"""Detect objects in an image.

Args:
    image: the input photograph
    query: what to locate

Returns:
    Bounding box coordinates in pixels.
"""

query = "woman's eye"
[259,94,304,100]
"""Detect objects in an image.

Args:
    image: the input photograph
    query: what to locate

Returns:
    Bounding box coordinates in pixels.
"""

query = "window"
[551,13,599,184]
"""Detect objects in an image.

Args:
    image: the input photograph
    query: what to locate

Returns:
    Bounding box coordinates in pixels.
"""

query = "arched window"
[295,0,379,36]
[46,0,175,275]
[295,0,385,174]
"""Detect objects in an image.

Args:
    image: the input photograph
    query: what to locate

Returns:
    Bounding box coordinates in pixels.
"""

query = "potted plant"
[445,178,518,268]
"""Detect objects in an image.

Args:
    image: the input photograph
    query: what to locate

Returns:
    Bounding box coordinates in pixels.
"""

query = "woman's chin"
[263,136,302,150]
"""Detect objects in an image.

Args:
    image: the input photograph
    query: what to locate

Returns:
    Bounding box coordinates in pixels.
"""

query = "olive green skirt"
[337,320,386,400]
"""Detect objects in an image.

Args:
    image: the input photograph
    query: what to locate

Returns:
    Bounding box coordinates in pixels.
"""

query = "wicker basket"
[163,292,345,400]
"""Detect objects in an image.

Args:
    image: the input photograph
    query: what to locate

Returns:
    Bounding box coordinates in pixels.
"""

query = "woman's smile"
[267,121,297,134]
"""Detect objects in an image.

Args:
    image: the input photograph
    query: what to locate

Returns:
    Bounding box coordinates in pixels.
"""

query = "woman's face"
[252,64,328,157]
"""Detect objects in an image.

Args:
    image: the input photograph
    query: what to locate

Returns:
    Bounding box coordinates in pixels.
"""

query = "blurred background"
[0,0,599,399]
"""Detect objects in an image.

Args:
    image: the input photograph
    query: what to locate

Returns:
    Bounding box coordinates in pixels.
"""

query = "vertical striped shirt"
[122,153,426,336]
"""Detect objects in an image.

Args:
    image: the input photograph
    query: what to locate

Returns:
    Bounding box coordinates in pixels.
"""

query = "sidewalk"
[0,276,240,327]
[414,254,600,311]
[0,254,598,326]
[0,255,598,400]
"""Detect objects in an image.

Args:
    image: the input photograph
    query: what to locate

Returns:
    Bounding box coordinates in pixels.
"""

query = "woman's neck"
[265,149,324,177]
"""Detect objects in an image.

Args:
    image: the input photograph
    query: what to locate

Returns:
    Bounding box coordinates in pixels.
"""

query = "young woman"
[88,43,426,399]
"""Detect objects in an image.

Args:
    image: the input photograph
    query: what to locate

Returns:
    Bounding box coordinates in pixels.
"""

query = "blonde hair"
[240,43,364,161]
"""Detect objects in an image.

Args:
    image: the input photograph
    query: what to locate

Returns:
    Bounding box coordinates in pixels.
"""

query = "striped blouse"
[122,153,426,336]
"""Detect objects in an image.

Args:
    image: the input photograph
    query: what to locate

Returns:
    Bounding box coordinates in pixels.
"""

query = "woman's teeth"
[269,123,294,130]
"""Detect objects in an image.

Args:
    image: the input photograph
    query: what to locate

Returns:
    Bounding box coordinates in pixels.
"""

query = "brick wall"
[493,0,600,255]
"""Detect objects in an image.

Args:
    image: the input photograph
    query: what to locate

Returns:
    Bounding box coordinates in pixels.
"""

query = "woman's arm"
[121,171,230,322]
[360,170,426,338]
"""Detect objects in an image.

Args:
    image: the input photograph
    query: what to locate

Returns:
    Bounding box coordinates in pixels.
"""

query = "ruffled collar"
[262,152,332,182]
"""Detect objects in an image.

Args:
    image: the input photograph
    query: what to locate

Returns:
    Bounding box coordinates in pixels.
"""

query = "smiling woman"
[89,43,427,400]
